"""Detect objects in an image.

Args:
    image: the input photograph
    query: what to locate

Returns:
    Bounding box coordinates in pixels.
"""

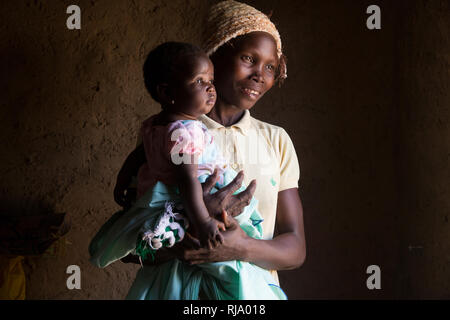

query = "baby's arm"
[176,158,225,249]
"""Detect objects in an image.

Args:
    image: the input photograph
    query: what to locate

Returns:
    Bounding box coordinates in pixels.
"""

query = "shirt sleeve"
[278,128,300,191]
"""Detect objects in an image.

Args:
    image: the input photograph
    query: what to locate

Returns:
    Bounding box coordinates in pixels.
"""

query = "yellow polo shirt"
[136,110,300,286]
[199,110,300,285]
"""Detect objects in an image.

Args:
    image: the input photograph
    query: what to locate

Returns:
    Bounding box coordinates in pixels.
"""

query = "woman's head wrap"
[202,0,287,80]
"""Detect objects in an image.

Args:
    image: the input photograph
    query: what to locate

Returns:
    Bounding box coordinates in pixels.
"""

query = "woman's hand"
[178,189,307,271]
[202,169,256,218]
[174,212,249,265]
[120,219,247,267]
[121,169,256,266]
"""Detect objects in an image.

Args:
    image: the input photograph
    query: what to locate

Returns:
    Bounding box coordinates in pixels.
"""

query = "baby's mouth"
[206,95,216,105]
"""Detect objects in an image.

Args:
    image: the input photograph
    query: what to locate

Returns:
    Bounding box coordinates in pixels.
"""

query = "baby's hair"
[143,42,204,103]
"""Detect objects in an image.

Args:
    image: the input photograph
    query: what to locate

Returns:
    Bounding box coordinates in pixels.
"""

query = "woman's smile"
[239,87,261,99]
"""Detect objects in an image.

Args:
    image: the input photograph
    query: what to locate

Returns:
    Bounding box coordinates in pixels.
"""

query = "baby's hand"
[197,217,226,249]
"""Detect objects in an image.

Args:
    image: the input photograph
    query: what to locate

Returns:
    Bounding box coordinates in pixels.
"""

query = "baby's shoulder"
[168,119,207,133]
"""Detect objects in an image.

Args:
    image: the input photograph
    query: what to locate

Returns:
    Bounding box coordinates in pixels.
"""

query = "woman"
[112,0,306,296]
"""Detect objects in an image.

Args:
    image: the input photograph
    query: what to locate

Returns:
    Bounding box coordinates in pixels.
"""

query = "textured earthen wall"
[0,0,448,299]
[1,0,211,299]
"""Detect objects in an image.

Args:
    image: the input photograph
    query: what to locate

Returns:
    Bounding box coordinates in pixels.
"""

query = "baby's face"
[170,53,216,118]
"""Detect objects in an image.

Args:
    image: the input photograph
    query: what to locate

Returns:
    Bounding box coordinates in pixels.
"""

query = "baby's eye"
[242,55,253,63]
[196,79,203,84]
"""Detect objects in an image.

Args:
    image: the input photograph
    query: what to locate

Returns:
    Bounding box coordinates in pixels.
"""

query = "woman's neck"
[206,99,245,127]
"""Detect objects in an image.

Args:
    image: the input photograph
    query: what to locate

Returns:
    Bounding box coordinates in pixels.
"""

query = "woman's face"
[211,31,279,111]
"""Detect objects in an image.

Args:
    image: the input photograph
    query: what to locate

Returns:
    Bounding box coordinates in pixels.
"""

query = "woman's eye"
[196,79,203,84]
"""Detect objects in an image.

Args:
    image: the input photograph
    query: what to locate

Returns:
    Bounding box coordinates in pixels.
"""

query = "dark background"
[0,0,449,299]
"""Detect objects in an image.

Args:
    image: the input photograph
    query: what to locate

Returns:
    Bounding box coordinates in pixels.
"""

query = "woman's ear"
[156,83,173,105]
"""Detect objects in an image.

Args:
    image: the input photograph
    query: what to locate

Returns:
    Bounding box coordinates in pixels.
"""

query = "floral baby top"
[137,115,227,198]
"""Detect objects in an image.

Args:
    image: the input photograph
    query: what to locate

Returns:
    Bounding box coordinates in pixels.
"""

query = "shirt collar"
[199,110,252,136]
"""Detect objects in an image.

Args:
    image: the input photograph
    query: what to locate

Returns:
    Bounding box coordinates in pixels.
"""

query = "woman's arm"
[113,144,145,207]
[241,188,306,270]
[181,188,306,271]
[122,170,257,266]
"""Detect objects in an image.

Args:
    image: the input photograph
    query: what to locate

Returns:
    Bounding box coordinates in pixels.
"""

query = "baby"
[134,41,228,254]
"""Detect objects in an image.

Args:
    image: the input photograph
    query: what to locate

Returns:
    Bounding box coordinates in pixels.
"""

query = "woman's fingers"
[220,216,239,235]
[245,179,257,196]
[218,220,226,231]
[220,210,231,228]
[236,179,255,205]
[207,239,213,250]
[201,168,219,195]
[184,249,212,264]
[216,232,224,245]
[222,171,245,195]
[227,179,256,217]
[183,232,201,249]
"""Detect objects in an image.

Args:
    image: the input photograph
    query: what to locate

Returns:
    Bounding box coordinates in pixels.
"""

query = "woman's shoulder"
[248,115,290,139]
[248,115,299,161]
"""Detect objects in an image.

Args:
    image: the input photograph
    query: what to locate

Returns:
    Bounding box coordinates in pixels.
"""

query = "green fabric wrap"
[89,170,287,300]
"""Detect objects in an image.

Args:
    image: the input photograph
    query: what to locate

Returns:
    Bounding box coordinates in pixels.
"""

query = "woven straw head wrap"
[202,0,286,79]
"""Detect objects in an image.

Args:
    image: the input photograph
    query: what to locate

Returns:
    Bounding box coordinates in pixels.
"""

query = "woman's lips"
[240,87,261,99]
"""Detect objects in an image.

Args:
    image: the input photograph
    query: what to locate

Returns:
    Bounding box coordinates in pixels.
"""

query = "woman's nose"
[251,68,264,83]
